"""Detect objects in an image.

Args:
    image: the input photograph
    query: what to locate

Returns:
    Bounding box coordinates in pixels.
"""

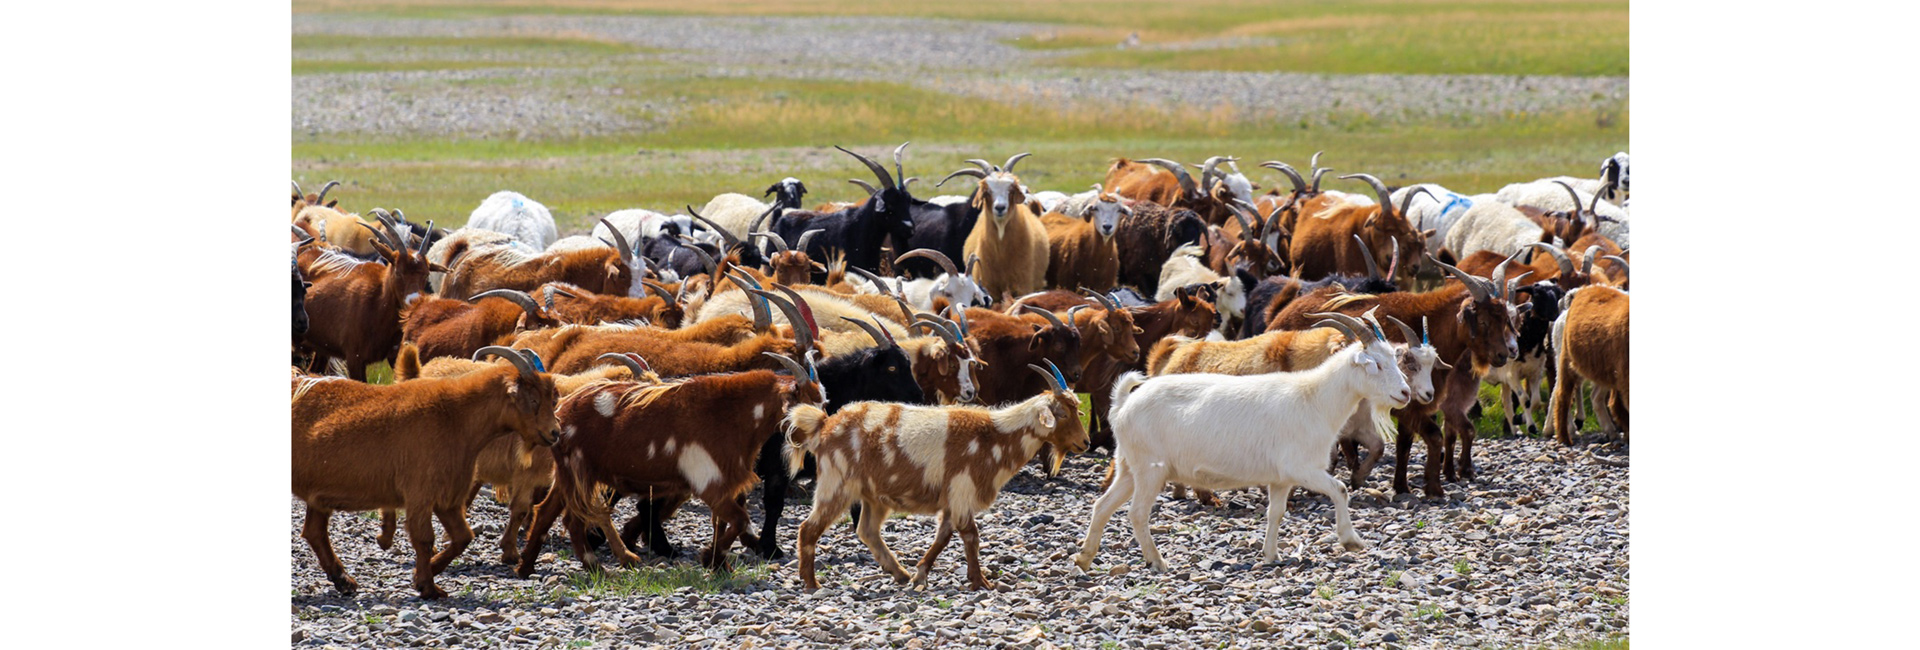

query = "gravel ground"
[292,15,1628,139]
[291,436,1628,649]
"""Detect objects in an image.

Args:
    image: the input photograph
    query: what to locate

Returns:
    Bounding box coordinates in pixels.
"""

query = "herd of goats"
[290,144,1630,599]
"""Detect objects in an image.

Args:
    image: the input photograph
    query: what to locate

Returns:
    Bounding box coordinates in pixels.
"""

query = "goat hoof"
[969,580,996,591]
[329,575,359,596]
[499,551,519,566]
[1340,540,1368,553]
[416,583,448,600]
[376,535,394,551]
[754,543,785,560]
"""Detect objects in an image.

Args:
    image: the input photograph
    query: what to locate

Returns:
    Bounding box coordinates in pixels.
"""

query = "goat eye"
[888,366,898,373]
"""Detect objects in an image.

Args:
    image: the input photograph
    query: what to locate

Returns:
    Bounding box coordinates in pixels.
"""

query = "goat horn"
[747,288,811,352]
[597,217,633,262]
[896,248,961,278]
[675,236,717,273]
[750,231,788,253]
[1310,167,1332,193]
[1421,316,1432,346]
[1028,362,1065,394]
[772,283,822,343]
[1139,158,1197,196]
[1260,161,1308,194]
[762,352,809,380]
[355,221,397,254]
[794,228,824,254]
[1397,186,1435,227]
[292,224,314,245]
[595,352,651,376]
[835,145,895,190]
[848,266,895,295]
[1428,254,1493,303]
[892,142,911,185]
[1352,234,1383,279]
[1490,249,1526,299]
[964,158,996,173]
[1582,245,1603,277]
[728,270,771,331]
[847,178,880,195]
[1386,236,1401,279]
[1002,152,1032,175]
[1359,306,1390,342]
[315,180,342,205]
[1309,151,1323,171]
[1526,242,1576,277]
[748,203,781,235]
[1197,156,1235,185]
[1506,271,1534,300]
[936,168,987,187]
[291,180,304,198]
[1080,286,1117,311]
[1307,318,1364,347]
[913,313,965,350]
[1552,180,1584,218]
[1226,199,1257,239]
[1340,173,1396,218]
[473,346,537,380]
[1588,188,1605,216]
[469,289,543,319]
[1601,256,1629,278]
[1381,314,1419,345]
[413,219,434,258]
[1308,311,1374,345]
[1020,304,1069,331]
[901,177,920,193]
[640,280,672,299]
[842,315,896,348]
[684,206,740,249]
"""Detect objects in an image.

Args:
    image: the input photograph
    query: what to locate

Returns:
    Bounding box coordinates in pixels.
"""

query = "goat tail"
[553,454,610,524]
[393,342,422,381]
[781,404,829,478]
[1109,371,1148,418]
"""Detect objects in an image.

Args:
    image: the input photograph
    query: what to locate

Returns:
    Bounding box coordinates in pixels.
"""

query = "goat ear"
[430,263,449,273]
[1133,326,1145,334]
[1037,408,1056,430]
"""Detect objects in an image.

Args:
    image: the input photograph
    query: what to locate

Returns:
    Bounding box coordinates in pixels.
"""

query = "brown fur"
[441,246,635,301]
[1287,197,1428,284]
[1552,286,1629,445]
[400,293,556,363]
[961,182,1051,299]
[537,282,686,328]
[1083,287,1222,449]
[1041,211,1120,292]
[291,364,560,599]
[962,307,1083,406]
[297,234,433,381]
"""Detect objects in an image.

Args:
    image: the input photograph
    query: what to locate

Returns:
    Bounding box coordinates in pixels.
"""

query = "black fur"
[1238,272,1401,338]
[899,197,983,279]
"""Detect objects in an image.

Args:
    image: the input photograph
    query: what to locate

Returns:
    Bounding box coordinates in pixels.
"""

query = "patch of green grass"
[1562,638,1628,650]
[361,612,383,625]
[1315,582,1336,600]
[1414,603,1445,621]
[1452,558,1472,576]
[1413,520,1427,530]
[1383,570,1402,589]
[1100,641,1122,650]
[555,561,771,599]
[364,361,394,385]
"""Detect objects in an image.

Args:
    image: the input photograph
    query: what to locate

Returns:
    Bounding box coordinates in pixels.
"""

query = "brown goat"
[1287,174,1432,284]
[1271,257,1524,497]
[440,217,642,300]
[1551,285,1629,445]
[538,289,817,377]
[1042,189,1130,292]
[400,289,555,363]
[788,361,1086,590]
[949,155,1050,299]
[537,281,686,328]
[298,210,436,381]
[292,348,559,599]
[1082,287,1221,449]
[1103,157,1244,227]
[961,304,1083,413]
[516,358,824,575]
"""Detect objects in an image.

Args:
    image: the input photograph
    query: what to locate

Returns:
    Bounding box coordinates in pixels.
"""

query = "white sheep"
[1442,195,1544,260]
[466,191,559,251]
[1494,183,1630,248]
[1154,243,1245,333]
[1030,190,1072,214]
[1073,316,1411,571]
[1390,184,1476,258]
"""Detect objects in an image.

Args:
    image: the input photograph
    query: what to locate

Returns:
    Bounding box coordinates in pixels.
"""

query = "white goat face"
[982,176,1020,220]
[1357,342,1413,407]
[1399,344,1440,404]
[1221,172,1254,207]
[1091,195,1127,239]
[954,355,978,403]
[1214,278,1246,321]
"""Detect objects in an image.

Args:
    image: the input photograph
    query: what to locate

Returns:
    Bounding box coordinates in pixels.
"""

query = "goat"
[1495,179,1630,247]
[1042,186,1130,292]
[539,285,813,377]
[699,177,809,240]
[298,210,436,381]
[1111,201,1208,295]
[1154,244,1253,335]
[1104,156,1250,227]
[467,190,559,251]
[1472,281,1565,437]
[293,233,314,343]
[441,217,643,300]
[515,354,825,576]
[536,281,685,328]
[962,304,1083,415]
[1082,286,1221,449]
[1271,255,1525,497]
[1073,316,1409,572]
[1391,184,1476,259]
[1551,285,1629,445]
[1241,256,1400,339]
[945,154,1051,299]
[399,289,555,363]
[1287,174,1432,284]
[763,144,918,278]
[1213,199,1290,279]
[789,361,1086,590]
[866,249,989,313]
[293,348,559,598]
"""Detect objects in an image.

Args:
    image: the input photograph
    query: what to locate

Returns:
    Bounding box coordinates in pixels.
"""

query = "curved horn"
[1260,161,1308,194]
[1552,180,1585,217]
[1601,256,1629,278]
[315,180,342,205]
[469,289,543,318]
[892,142,911,184]
[1028,362,1065,394]
[1197,156,1234,185]
[900,177,920,193]
[597,217,633,261]
[641,280,672,299]
[727,270,771,331]
[1307,311,1374,345]
[842,315,896,348]
[750,231,788,254]
[1352,234,1383,279]
[291,180,305,199]
[1381,314,1419,345]
[772,284,822,342]
[1226,199,1257,238]
[368,208,409,255]
[1310,166,1332,193]
[1309,151,1323,171]
[1396,186,1435,227]
[414,219,434,257]
[848,266,896,295]
[762,352,808,379]
[1429,254,1493,303]
[793,229,824,254]
[1340,173,1396,218]
[684,206,740,249]
[675,236,717,273]
[355,221,397,252]
[895,248,961,278]
[1386,236,1401,279]
[1526,241,1576,277]
[1139,158,1197,195]
[1019,304,1069,331]
[1307,318,1365,347]
[963,158,996,173]
[847,178,880,195]
[936,168,987,188]
[1080,286,1118,311]
[473,345,537,380]
[1582,245,1603,278]
[292,224,314,245]
[747,288,811,352]
[912,313,964,350]
[835,145,895,190]
[747,203,781,235]
[595,352,651,376]
[1001,152,1032,175]
[1359,306,1390,342]
[1489,249,1525,299]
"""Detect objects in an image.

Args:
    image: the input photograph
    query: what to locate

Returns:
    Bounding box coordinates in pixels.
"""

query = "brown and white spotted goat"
[786,360,1087,591]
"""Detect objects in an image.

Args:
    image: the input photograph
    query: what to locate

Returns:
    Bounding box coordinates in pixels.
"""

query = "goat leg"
[405,504,447,599]
[515,477,568,578]
[427,504,475,576]
[798,492,856,591]
[301,506,357,595]
[753,436,790,559]
[701,493,754,573]
[376,509,397,550]
[913,512,957,588]
[855,502,911,583]
[956,514,994,591]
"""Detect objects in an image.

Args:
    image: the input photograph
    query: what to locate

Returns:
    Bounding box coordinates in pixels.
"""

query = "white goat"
[1443,195,1543,260]
[467,191,559,251]
[1154,243,1244,333]
[1494,183,1630,248]
[1030,190,1072,214]
[1074,316,1411,571]
[1391,184,1476,258]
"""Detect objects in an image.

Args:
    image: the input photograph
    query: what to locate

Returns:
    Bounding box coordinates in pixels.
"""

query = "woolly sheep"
[1390,184,1476,258]
[467,191,559,251]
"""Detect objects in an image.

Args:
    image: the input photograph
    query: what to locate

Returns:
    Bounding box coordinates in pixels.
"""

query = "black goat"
[762,144,917,280]
[900,194,982,280]
[292,243,312,343]
[1112,202,1207,295]
[765,177,809,213]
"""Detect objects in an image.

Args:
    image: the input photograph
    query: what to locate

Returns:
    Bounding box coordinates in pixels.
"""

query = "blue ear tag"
[529,355,545,373]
